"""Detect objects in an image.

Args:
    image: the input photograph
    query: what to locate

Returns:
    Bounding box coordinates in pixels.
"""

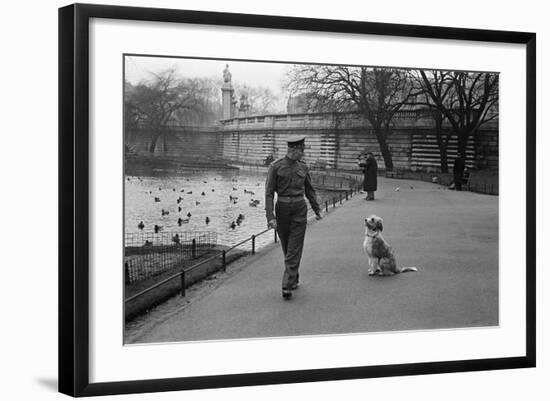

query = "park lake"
[125,164,344,251]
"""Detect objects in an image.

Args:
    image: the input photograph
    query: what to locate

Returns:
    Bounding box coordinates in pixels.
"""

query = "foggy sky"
[125,55,292,110]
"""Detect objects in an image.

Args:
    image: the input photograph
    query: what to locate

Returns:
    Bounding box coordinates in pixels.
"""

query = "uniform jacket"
[265,156,321,222]
[359,158,378,191]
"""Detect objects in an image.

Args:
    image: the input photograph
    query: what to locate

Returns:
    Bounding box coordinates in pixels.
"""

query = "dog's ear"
[376,218,383,232]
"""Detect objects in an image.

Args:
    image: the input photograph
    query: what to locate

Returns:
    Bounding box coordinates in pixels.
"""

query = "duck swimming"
[249,199,260,207]
[236,214,245,226]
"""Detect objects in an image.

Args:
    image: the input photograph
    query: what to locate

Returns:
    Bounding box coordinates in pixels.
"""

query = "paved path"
[129,177,498,343]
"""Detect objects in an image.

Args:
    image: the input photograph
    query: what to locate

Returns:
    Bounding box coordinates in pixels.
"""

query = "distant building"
[286,93,321,114]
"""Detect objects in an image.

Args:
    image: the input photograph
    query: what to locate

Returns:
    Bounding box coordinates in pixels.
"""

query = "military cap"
[287,135,306,148]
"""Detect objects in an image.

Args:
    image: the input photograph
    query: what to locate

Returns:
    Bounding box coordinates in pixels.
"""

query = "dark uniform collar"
[284,155,298,164]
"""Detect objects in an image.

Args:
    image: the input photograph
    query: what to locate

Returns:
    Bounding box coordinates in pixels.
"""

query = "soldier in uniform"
[265,135,323,300]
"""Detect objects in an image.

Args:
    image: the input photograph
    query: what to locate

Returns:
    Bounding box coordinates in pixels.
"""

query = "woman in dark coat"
[358,152,378,200]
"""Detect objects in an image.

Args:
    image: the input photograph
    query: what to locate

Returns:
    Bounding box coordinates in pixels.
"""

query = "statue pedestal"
[221,85,234,120]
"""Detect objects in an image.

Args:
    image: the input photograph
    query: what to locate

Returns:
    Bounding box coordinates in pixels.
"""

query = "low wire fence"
[313,167,498,196]
[124,231,217,284]
[310,171,359,191]
[385,169,498,195]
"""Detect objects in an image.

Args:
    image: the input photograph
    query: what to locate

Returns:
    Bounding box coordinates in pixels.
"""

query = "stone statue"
[223,64,232,83]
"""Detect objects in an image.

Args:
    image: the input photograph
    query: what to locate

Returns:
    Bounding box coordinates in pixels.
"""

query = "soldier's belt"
[277,195,305,203]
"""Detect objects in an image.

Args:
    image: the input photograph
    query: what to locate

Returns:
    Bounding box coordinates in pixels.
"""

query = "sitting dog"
[362,215,418,276]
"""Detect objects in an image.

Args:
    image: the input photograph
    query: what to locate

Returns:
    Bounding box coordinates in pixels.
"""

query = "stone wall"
[219,111,499,171]
[125,110,498,172]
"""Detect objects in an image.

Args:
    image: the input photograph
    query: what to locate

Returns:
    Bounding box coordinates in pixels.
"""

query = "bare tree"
[248,86,280,115]
[173,77,222,126]
[418,70,499,175]
[232,83,281,115]
[124,69,208,153]
[123,82,142,144]
[286,65,418,171]
[408,70,455,172]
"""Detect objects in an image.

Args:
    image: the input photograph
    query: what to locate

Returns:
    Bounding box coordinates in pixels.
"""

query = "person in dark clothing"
[265,135,322,300]
[358,152,378,200]
[453,154,466,191]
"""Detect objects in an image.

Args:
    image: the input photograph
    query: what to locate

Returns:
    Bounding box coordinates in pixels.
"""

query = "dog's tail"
[397,266,418,273]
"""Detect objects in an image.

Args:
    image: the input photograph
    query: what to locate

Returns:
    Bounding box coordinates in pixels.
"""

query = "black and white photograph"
[123,55,499,344]
[3,0,545,399]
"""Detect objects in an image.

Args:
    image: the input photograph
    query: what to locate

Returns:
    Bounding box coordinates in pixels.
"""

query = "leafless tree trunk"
[124,69,212,154]
[416,70,499,175]
[286,65,418,171]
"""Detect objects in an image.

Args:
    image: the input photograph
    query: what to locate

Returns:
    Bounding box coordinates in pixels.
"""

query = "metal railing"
[124,232,217,283]
[384,170,498,195]
[220,109,440,126]
[124,185,360,305]
[310,171,359,190]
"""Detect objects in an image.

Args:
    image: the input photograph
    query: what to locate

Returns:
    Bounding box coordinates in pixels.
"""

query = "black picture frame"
[58,3,536,397]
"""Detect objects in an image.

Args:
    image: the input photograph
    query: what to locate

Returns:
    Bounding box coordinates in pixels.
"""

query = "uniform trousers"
[275,200,308,291]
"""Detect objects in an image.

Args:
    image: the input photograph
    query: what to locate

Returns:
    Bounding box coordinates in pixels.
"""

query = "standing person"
[358,152,378,200]
[265,135,323,300]
[453,153,466,191]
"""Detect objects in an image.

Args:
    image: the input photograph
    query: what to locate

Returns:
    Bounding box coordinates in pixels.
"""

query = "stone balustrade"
[126,108,498,172]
